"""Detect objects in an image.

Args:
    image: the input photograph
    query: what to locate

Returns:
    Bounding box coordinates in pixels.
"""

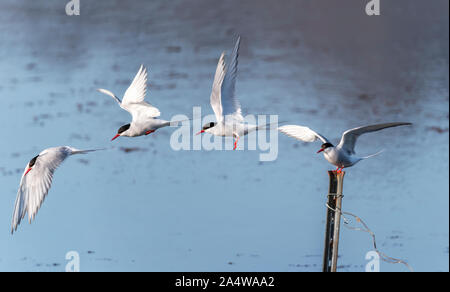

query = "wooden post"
[322,170,345,272]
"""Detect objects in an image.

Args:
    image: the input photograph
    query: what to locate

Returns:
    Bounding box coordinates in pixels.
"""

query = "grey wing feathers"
[338,122,412,154]
[115,65,161,119]
[210,52,227,122]
[11,148,70,234]
[122,64,148,105]
[278,125,329,143]
[221,36,242,120]
[12,161,56,233]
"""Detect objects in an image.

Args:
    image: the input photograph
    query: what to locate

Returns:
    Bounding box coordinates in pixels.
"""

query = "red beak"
[196,130,205,135]
[317,148,324,153]
[24,168,32,176]
[111,134,120,141]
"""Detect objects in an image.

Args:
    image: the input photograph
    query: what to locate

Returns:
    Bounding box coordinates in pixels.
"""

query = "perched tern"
[279,122,412,172]
[97,65,172,141]
[197,36,270,150]
[11,146,99,234]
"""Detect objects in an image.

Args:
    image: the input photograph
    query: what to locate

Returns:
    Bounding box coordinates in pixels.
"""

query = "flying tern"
[97,65,172,141]
[11,146,99,234]
[197,36,271,150]
[278,122,412,172]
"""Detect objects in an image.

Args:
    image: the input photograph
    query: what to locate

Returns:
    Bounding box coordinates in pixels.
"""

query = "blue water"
[0,0,448,271]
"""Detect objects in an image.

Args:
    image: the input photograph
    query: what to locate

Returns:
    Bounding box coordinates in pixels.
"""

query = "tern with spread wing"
[279,122,412,172]
[98,65,172,141]
[11,146,99,234]
[197,36,269,150]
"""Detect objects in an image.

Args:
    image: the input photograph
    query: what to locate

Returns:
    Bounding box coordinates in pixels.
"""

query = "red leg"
[145,130,155,135]
[233,136,240,150]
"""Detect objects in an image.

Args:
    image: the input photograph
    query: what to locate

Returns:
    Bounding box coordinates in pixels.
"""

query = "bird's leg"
[334,166,340,173]
[233,134,240,151]
[145,130,155,135]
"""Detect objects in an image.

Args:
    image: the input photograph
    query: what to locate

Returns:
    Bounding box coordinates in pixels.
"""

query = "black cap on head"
[28,155,39,167]
[202,122,216,131]
[117,124,131,134]
[321,142,334,149]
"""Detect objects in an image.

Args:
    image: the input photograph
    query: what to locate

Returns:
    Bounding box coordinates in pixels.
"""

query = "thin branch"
[325,203,413,272]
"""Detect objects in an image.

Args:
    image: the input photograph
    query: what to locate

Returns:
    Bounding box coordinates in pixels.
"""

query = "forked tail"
[168,118,192,127]
[97,88,122,105]
[244,120,287,135]
[362,149,385,159]
[71,148,105,155]
[257,120,288,131]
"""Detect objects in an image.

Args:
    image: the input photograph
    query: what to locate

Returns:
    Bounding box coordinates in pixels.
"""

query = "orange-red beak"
[111,134,120,141]
[196,130,205,135]
[24,168,32,176]
[317,148,324,153]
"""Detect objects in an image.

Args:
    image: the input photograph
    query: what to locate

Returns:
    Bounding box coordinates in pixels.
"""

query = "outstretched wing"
[221,36,243,121]
[210,52,226,123]
[122,65,148,104]
[209,36,243,123]
[337,122,412,154]
[278,125,329,143]
[122,65,160,118]
[11,148,70,234]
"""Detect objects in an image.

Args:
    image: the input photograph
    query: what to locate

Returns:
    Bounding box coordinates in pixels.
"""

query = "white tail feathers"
[362,149,385,159]
[71,149,105,155]
[169,118,192,127]
[258,121,286,130]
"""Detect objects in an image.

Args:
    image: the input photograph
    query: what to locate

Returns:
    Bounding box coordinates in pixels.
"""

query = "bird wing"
[278,125,329,143]
[124,102,161,124]
[210,37,243,123]
[337,122,412,154]
[221,36,243,121]
[210,52,227,123]
[11,147,70,234]
[121,65,161,118]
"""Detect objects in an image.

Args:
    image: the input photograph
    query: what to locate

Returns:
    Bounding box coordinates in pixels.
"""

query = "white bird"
[11,146,99,234]
[278,122,412,172]
[97,65,172,141]
[197,36,269,150]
